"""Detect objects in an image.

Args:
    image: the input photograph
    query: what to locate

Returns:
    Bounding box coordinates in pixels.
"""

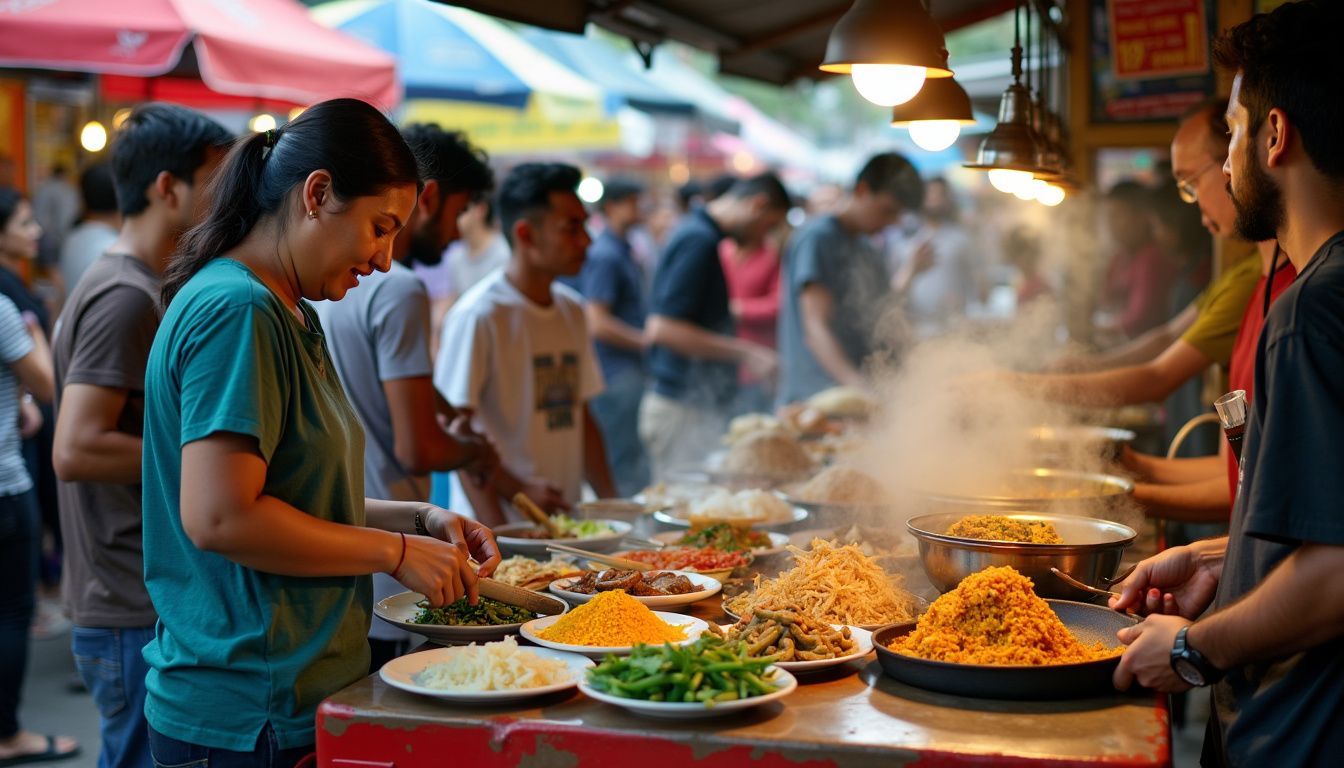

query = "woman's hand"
[391,533,481,607]
[425,507,502,578]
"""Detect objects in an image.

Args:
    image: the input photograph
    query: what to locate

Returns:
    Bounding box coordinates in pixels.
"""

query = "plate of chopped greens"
[578,634,797,719]
[495,518,633,558]
[374,590,568,645]
[651,525,790,556]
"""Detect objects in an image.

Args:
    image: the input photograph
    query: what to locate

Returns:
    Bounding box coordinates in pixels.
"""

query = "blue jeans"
[0,489,39,739]
[72,626,154,768]
[148,724,312,768]
[590,370,650,497]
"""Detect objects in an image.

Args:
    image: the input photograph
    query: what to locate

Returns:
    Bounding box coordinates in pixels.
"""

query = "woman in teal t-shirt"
[140,99,502,766]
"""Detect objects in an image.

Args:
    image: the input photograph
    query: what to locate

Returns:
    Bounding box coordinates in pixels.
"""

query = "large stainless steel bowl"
[915,467,1134,511]
[906,511,1137,600]
[1026,425,1137,463]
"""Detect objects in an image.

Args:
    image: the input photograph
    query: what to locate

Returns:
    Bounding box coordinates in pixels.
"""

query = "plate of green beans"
[578,634,797,719]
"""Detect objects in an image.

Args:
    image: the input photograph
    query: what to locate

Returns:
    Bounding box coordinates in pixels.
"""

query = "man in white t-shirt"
[435,163,616,521]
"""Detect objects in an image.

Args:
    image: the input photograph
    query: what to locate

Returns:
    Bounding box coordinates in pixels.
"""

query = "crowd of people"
[0,2,1339,765]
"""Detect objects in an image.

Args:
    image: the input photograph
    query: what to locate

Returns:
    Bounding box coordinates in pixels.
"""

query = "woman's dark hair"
[163,98,421,305]
[0,186,22,231]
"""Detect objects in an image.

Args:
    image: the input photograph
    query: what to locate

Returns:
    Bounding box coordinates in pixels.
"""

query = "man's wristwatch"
[1171,625,1223,686]
[413,509,431,537]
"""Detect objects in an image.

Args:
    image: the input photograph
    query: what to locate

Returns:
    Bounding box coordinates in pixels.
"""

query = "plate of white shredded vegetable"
[380,638,593,703]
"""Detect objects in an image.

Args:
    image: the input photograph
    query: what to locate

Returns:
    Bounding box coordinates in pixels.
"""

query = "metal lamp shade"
[964,82,1043,173]
[820,0,953,77]
[890,75,976,126]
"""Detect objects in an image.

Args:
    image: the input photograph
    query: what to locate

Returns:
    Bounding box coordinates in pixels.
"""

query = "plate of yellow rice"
[519,590,709,659]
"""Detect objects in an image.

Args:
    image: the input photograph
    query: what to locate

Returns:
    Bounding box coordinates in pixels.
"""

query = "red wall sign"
[1107,0,1209,80]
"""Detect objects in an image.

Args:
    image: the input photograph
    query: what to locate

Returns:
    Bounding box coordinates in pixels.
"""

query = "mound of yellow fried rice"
[888,566,1122,665]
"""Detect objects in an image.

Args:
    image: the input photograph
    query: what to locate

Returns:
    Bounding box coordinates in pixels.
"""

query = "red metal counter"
[316,600,1170,767]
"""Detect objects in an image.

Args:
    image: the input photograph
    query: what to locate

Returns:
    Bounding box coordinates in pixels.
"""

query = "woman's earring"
[307,209,318,220]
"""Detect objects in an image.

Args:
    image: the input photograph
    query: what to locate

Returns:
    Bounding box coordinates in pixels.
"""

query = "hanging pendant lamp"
[820,0,953,107]
[964,1,1044,193]
[890,57,975,151]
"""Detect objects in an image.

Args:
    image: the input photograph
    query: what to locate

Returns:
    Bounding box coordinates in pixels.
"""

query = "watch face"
[1174,658,1205,687]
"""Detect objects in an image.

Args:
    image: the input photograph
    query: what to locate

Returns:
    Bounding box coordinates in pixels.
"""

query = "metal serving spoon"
[1050,567,1121,600]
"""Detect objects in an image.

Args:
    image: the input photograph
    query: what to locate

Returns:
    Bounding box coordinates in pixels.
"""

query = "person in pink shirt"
[1099,180,1177,339]
[720,228,782,413]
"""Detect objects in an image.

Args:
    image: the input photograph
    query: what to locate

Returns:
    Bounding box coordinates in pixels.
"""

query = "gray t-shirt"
[777,214,890,404]
[0,296,33,496]
[314,261,434,642]
[52,252,160,627]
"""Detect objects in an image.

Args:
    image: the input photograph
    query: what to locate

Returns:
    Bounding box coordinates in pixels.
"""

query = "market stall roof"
[311,0,600,111]
[522,29,697,117]
[434,0,1019,85]
[0,0,400,107]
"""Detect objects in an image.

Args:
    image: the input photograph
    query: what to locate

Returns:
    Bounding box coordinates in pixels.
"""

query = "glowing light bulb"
[1014,178,1050,201]
[249,113,277,133]
[988,169,1033,194]
[577,177,605,204]
[908,120,962,152]
[1037,183,1066,207]
[850,64,927,107]
[80,121,108,152]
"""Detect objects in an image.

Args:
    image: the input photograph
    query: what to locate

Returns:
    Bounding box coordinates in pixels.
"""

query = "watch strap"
[1172,625,1224,685]
[414,509,431,537]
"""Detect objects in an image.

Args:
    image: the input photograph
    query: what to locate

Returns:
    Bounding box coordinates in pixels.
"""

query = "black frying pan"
[872,600,1137,699]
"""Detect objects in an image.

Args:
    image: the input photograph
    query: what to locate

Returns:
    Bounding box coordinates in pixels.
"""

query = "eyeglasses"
[1175,160,1222,204]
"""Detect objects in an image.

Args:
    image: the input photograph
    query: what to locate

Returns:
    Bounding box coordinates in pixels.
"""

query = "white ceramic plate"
[578,667,797,719]
[652,506,808,530]
[716,624,874,673]
[495,520,633,558]
[375,591,567,646]
[380,645,593,704]
[519,612,709,659]
[650,530,790,557]
[548,570,722,609]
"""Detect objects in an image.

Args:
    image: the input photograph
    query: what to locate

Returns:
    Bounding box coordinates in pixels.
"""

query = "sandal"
[0,735,81,767]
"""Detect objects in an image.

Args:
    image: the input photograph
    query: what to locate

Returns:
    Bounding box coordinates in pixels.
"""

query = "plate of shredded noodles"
[380,637,593,703]
[873,566,1134,699]
[722,539,922,630]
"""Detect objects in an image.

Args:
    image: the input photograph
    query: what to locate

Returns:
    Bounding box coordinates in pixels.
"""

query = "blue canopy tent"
[522,29,696,117]
[312,0,602,111]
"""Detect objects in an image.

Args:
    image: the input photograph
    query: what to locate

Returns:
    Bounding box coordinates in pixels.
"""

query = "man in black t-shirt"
[1109,3,1344,765]
[639,173,787,480]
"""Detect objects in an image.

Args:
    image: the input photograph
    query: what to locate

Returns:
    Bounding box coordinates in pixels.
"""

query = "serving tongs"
[1050,566,1142,619]
[545,543,650,572]
[620,535,667,550]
